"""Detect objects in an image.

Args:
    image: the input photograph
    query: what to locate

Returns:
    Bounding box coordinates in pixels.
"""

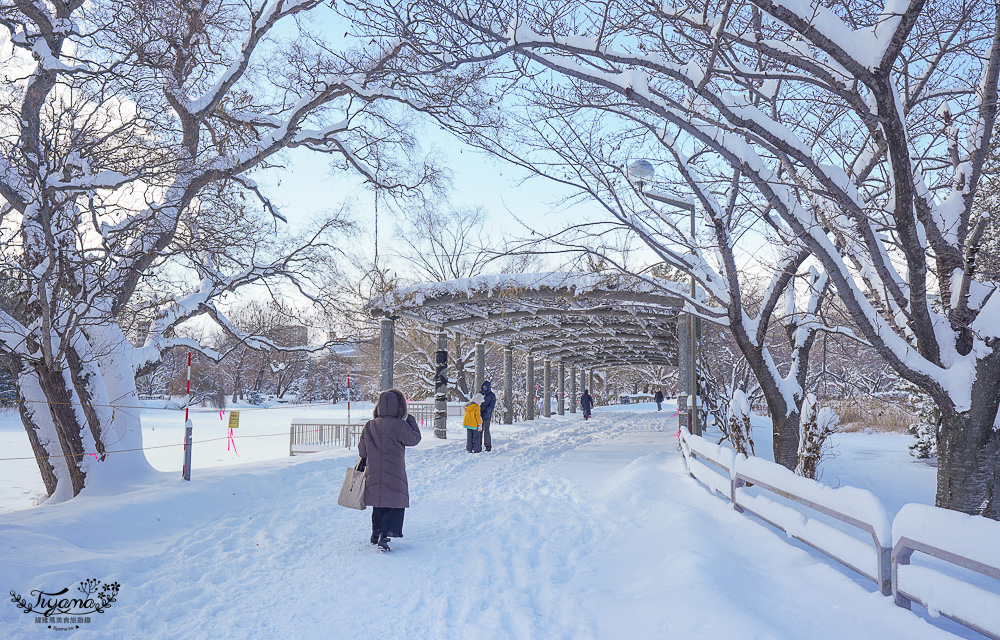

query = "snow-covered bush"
[898,382,940,459]
[697,353,727,430]
[796,394,840,479]
[727,389,755,456]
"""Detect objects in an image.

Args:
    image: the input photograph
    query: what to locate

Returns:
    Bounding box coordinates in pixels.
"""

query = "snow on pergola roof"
[366,272,689,368]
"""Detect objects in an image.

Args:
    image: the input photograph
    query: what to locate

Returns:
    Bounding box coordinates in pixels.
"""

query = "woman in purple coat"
[358,389,421,551]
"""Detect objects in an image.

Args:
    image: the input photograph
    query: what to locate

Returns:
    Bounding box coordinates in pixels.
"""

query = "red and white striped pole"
[182,351,193,481]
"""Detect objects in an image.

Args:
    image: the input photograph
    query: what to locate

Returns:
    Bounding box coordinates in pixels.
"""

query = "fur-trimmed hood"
[372,388,408,420]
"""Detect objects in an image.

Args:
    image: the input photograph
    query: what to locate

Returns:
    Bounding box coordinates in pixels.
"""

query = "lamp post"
[629,160,700,436]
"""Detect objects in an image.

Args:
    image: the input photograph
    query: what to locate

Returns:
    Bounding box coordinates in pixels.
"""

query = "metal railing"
[408,401,463,426]
[289,420,362,456]
[683,431,891,596]
[680,431,1000,639]
[733,464,891,595]
[893,504,1000,640]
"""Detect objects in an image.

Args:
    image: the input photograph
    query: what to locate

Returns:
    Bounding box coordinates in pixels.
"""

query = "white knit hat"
[471,393,484,405]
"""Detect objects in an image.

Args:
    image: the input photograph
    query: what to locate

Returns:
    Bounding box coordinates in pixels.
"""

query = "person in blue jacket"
[580,389,594,420]
[480,381,497,452]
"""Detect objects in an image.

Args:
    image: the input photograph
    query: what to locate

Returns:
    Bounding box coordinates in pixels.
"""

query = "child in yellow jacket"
[463,393,484,453]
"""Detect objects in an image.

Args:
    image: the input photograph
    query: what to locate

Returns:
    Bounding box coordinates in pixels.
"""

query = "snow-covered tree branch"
[0,0,457,501]
[377,0,1000,517]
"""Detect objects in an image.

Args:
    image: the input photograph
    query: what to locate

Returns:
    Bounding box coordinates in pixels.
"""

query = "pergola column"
[434,331,448,439]
[543,358,551,418]
[677,316,691,435]
[557,361,565,415]
[526,353,535,420]
[690,314,701,436]
[589,370,595,401]
[503,346,513,424]
[570,365,578,413]
[379,317,395,392]
[475,340,486,393]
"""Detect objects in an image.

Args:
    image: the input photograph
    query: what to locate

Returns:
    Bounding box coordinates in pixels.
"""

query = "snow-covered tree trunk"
[7,324,152,501]
[936,356,1000,515]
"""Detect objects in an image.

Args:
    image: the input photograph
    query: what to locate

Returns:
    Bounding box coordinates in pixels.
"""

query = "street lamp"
[628,160,701,437]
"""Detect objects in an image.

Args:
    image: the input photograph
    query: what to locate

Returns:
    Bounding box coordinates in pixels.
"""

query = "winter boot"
[377,533,391,552]
[370,527,379,545]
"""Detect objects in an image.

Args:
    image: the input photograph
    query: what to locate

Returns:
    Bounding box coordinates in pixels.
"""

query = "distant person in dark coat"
[358,389,421,552]
[480,381,497,452]
[580,389,594,420]
[654,389,665,411]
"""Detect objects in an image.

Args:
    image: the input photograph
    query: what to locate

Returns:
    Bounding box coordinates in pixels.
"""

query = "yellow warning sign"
[228,411,240,429]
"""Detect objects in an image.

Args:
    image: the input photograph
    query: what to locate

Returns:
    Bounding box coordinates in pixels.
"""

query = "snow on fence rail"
[289,420,362,456]
[681,431,1000,640]
[682,431,891,594]
[892,504,1000,640]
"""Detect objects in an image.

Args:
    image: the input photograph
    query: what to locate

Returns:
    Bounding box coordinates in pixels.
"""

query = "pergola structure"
[365,272,708,439]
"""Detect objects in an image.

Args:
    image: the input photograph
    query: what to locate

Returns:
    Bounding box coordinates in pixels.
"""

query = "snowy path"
[1,410,959,639]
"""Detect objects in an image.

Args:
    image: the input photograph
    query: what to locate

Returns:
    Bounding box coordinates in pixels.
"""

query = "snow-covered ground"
[0,402,379,513]
[0,401,985,638]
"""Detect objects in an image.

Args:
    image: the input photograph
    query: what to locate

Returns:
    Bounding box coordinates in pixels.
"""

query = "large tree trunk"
[935,355,1000,518]
[15,365,66,500]
[769,408,802,471]
[734,340,802,469]
[12,326,154,502]
[34,362,90,495]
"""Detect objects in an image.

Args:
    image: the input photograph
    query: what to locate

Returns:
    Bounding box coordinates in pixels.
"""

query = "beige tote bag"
[337,457,367,510]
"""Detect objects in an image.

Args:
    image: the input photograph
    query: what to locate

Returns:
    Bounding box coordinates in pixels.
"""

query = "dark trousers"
[466,428,483,452]
[656,401,662,411]
[372,507,405,538]
[583,407,592,419]
[483,418,492,451]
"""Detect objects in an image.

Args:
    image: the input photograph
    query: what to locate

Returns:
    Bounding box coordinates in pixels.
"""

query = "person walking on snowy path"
[463,393,485,453]
[479,381,497,452]
[358,389,422,552]
[580,389,594,420]
[654,389,664,411]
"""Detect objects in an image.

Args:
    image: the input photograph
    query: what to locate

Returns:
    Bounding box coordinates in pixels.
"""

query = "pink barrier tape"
[227,428,239,456]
